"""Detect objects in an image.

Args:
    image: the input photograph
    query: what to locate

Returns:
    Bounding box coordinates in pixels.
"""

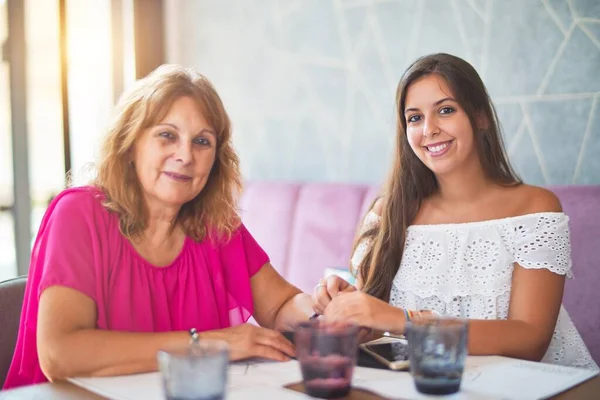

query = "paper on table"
[354,356,598,400]
[228,360,304,391]
[227,387,312,399]
[463,357,599,399]
[69,360,304,400]
[355,377,500,400]
[69,372,163,400]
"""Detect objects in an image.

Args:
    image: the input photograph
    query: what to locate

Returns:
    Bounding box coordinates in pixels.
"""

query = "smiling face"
[132,96,217,211]
[404,74,480,177]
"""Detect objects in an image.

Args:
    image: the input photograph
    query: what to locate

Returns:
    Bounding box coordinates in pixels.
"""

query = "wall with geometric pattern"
[165,0,600,185]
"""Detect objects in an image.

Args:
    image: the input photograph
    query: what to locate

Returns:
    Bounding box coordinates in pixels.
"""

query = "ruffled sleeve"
[350,211,381,273]
[37,190,106,302]
[218,223,270,326]
[514,212,572,278]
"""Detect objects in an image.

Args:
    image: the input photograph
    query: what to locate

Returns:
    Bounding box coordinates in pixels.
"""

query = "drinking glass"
[157,340,229,400]
[295,320,359,398]
[405,316,468,395]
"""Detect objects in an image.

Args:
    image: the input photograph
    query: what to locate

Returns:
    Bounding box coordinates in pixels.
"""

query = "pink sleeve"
[238,223,270,276]
[37,190,106,302]
[216,223,269,326]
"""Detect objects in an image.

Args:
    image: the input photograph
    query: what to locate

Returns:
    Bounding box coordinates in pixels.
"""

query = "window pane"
[0,0,17,280]
[25,0,65,237]
[67,0,113,186]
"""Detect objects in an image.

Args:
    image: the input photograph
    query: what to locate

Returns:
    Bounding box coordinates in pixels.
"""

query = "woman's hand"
[323,291,404,333]
[312,275,357,315]
[211,324,295,362]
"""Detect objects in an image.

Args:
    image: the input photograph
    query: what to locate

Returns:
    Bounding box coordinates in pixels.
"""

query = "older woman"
[4,65,314,389]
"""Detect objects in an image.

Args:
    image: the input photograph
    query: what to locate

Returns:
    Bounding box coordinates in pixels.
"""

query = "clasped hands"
[311,275,401,333]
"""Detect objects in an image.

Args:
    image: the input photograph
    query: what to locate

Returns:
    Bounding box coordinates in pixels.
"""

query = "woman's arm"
[38,286,296,381]
[38,286,188,381]
[467,265,564,361]
[250,263,314,331]
[325,266,563,361]
[466,187,566,360]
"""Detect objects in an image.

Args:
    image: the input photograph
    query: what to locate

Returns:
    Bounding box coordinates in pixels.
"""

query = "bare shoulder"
[514,184,563,214]
[371,198,384,216]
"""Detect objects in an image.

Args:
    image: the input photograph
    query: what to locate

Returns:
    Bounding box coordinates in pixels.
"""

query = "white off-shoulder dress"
[351,211,598,370]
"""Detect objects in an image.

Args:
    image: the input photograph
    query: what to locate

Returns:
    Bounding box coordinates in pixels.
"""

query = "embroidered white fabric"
[351,211,598,370]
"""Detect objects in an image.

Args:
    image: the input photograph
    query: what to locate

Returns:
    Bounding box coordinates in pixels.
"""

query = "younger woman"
[312,53,597,370]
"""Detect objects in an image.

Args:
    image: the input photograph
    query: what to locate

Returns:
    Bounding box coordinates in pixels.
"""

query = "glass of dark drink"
[405,316,468,395]
[295,320,359,398]
[157,340,229,400]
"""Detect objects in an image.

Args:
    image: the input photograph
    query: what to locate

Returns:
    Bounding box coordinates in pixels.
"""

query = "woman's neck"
[138,204,181,247]
[131,210,186,267]
[435,162,493,205]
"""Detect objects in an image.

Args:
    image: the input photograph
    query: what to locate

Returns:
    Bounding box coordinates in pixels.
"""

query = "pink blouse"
[4,186,268,389]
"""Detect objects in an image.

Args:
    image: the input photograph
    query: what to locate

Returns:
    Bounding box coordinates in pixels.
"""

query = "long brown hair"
[94,64,242,242]
[356,53,521,301]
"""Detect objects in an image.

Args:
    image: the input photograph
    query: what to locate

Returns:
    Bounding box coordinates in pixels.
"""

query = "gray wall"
[165,0,600,185]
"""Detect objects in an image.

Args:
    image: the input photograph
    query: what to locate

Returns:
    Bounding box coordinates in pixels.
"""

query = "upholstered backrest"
[0,276,26,388]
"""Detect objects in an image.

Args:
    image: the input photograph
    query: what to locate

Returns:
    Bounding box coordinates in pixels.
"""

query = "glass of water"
[405,316,468,395]
[157,340,229,400]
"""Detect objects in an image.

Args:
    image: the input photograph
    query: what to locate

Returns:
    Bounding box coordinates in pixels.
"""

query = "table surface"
[1,375,599,399]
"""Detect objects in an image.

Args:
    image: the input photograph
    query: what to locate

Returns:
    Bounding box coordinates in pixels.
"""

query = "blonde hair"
[93,64,242,242]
